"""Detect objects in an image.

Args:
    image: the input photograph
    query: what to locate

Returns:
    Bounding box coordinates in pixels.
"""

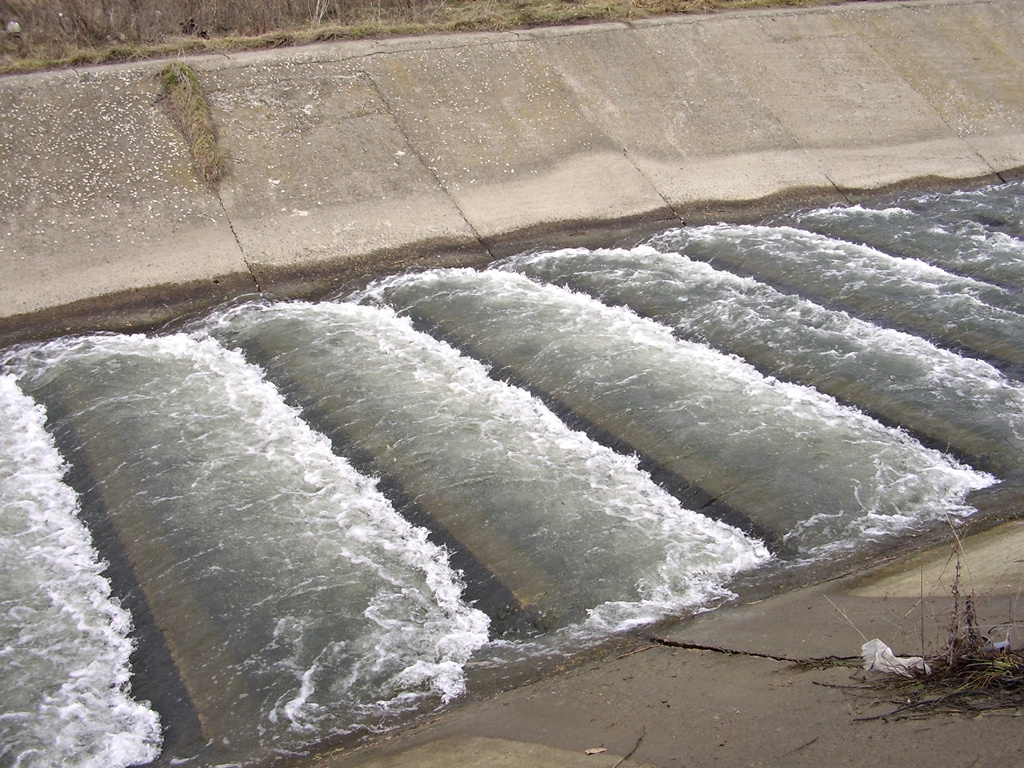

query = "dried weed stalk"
[861,535,1024,719]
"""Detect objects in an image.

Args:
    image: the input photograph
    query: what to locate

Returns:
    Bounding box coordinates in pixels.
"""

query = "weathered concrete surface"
[310,520,1024,768]
[2,0,1024,336]
[339,735,657,768]
[0,65,249,322]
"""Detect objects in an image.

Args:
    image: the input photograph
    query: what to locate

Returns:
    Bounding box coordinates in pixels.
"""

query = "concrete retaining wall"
[2,0,1023,337]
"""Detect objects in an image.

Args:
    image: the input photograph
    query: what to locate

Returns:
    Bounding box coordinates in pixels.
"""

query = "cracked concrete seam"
[618,143,685,222]
[215,192,262,293]
[647,635,860,666]
[151,60,259,292]
[362,68,495,262]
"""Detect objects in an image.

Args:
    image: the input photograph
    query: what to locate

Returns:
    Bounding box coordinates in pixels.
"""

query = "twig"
[780,735,819,757]
[824,595,867,642]
[616,645,655,660]
[610,727,645,768]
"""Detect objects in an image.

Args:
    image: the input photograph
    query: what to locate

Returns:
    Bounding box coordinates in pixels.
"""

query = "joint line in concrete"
[216,193,262,293]
[851,26,1004,184]
[362,70,495,261]
[620,145,685,223]
[646,634,860,667]
[820,168,854,206]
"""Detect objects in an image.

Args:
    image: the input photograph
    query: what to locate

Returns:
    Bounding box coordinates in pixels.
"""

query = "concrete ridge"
[2,0,1023,341]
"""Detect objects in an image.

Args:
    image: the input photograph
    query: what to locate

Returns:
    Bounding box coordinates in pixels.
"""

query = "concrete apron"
[3,0,1024,341]
[291,518,1024,768]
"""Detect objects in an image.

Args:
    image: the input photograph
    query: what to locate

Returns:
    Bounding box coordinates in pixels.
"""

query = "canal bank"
[3,0,1024,342]
[5,2,1024,767]
[304,518,1024,768]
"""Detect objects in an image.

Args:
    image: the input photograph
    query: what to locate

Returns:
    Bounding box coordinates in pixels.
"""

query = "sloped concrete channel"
[3,0,1024,334]
[4,1,1024,767]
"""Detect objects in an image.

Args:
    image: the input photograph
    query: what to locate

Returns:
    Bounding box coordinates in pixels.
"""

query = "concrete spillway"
[2,180,1020,765]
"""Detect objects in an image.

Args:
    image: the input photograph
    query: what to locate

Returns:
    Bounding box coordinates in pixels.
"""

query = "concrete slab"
[535,19,831,207]
[843,0,1024,173]
[346,735,654,768]
[851,520,1024,600]
[705,6,992,190]
[199,58,479,282]
[364,39,672,240]
[3,0,1024,332]
[669,521,1024,660]
[322,521,1024,768]
[0,65,246,318]
[328,624,1024,768]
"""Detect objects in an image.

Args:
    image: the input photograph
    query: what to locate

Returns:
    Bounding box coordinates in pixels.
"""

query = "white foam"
[0,374,162,768]
[6,334,492,756]
[362,269,994,556]
[664,223,1024,310]
[502,245,1024,465]
[796,199,1024,286]
[800,203,913,220]
[208,299,771,633]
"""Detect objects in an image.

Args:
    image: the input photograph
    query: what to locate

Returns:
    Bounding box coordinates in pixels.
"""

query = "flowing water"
[2,181,1022,767]
[0,375,161,768]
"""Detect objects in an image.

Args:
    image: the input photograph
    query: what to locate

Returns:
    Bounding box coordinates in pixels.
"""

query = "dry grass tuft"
[158,60,226,189]
[860,648,1024,720]
[859,537,1024,720]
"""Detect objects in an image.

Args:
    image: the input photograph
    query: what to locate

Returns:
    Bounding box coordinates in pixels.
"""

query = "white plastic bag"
[861,638,931,677]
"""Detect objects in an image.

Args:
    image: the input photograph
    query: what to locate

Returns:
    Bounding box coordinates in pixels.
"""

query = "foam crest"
[647,223,1024,364]
[783,181,1024,289]
[362,269,993,556]
[0,374,162,768]
[5,334,490,762]
[206,299,770,635]
[501,245,1024,473]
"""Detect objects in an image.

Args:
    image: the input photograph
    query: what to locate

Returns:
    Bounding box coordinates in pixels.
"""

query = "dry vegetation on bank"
[856,540,1024,720]
[158,60,226,188]
[1,0,851,74]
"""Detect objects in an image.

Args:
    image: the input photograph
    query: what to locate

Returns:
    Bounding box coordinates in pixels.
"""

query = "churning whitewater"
[647,224,1024,365]
[4,335,492,766]
[361,268,991,553]
[0,180,1020,767]
[0,374,161,768]
[500,246,1024,475]
[202,300,769,636]
[775,184,1024,290]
